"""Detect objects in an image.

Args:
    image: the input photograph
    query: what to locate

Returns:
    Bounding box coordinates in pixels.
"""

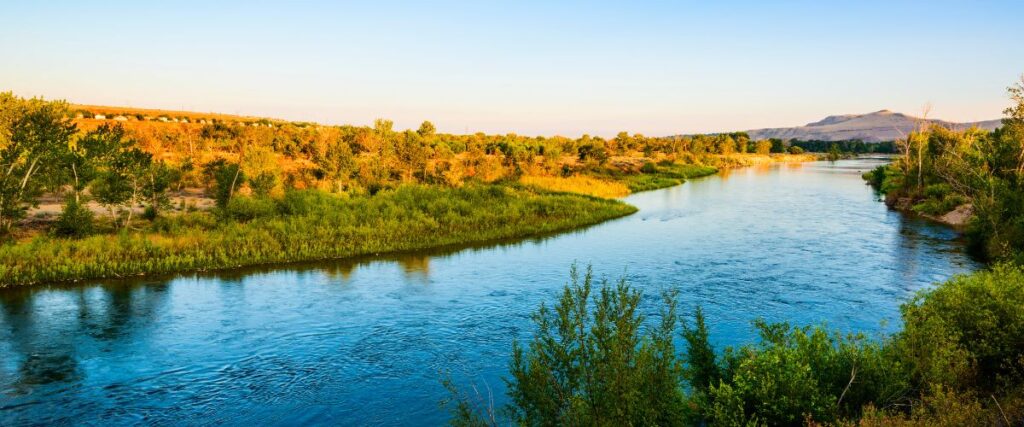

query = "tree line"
[0,92,805,239]
[865,77,1024,262]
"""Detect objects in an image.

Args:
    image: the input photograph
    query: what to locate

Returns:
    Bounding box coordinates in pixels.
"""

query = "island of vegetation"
[0,93,815,287]
[444,78,1024,425]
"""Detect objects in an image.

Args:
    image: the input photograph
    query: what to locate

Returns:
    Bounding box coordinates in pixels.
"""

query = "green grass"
[0,184,636,287]
[597,163,718,193]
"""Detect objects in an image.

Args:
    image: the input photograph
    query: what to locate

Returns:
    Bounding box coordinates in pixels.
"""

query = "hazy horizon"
[3,0,1022,137]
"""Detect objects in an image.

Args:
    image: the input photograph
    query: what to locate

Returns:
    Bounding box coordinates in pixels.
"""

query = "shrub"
[223,196,278,222]
[52,198,95,238]
[788,146,805,154]
[446,263,1024,426]
[249,172,278,197]
[897,263,1024,391]
[142,205,159,221]
[923,183,952,199]
[863,165,887,189]
[449,266,688,425]
[706,323,908,425]
[640,161,658,173]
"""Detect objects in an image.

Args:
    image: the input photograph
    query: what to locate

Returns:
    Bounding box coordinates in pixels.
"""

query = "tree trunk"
[229,167,240,200]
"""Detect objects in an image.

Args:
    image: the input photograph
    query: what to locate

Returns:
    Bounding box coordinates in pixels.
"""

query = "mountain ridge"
[745,110,1001,142]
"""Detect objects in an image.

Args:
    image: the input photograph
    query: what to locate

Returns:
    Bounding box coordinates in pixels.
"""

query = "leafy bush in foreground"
[447,264,1024,426]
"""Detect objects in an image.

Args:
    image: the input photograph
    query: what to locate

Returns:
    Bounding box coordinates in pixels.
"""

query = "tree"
[66,124,133,203]
[396,130,430,182]
[204,159,245,209]
[142,161,179,218]
[0,93,77,234]
[90,139,152,228]
[770,138,787,153]
[312,135,356,192]
[754,139,772,155]
[1003,76,1024,174]
[717,135,736,155]
[417,120,436,138]
[827,143,843,162]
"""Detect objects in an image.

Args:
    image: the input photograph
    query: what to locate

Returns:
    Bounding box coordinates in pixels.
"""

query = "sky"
[2,1,1023,137]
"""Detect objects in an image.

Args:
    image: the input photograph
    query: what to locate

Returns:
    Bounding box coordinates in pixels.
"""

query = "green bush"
[52,198,95,238]
[451,266,689,425]
[640,161,658,173]
[223,196,280,222]
[863,165,888,190]
[142,205,159,221]
[706,323,908,425]
[912,193,969,217]
[898,263,1024,391]
[923,183,953,199]
[249,172,278,197]
[448,264,1024,426]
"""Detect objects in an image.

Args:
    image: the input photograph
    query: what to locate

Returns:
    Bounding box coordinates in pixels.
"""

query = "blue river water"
[0,158,980,425]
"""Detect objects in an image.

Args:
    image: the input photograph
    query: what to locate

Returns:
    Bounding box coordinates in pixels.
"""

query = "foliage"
[827,144,843,161]
[864,77,1024,260]
[705,323,908,426]
[0,185,635,287]
[204,159,245,209]
[496,265,688,426]
[682,307,721,395]
[223,195,278,222]
[0,92,77,234]
[792,140,896,154]
[596,162,718,193]
[448,263,1024,426]
[77,125,155,227]
[897,263,1024,391]
[52,197,95,238]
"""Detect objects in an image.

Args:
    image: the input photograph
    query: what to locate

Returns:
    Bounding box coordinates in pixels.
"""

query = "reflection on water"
[0,159,980,425]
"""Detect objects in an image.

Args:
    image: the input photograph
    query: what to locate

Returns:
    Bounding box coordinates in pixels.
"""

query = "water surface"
[0,159,980,425]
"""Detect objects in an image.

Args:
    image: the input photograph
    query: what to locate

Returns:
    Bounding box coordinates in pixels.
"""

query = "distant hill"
[745,110,1002,142]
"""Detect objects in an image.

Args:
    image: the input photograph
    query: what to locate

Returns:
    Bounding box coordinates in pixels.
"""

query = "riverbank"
[0,185,636,288]
[886,195,974,227]
[2,155,823,288]
[0,158,981,426]
[520,154,817,198]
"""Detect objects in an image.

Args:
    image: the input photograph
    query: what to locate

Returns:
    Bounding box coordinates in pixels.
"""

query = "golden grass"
[520,175,630,198]
[713,153,821,167]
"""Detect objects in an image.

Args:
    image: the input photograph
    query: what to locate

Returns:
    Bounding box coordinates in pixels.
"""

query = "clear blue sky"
[2,1,1022,136]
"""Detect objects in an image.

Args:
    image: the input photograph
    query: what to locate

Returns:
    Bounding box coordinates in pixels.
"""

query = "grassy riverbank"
[521,162,719,198]
[0,185,635,287]
[598,162,720,193]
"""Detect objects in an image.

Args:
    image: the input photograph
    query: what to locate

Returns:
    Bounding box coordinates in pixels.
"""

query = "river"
[0,158,980,425]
